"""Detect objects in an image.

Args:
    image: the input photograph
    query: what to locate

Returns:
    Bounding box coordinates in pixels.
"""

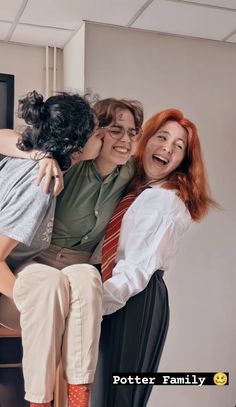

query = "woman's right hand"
[79,129,104,161]
[35,157,64,196]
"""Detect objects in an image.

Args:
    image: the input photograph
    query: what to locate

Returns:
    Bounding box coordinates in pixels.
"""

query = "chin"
[149,173,163,181]
[116,158,130,165]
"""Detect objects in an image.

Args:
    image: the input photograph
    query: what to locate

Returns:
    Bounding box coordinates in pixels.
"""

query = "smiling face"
[213,372,228,386]
[142,120,187,182]
[96,108,137,176]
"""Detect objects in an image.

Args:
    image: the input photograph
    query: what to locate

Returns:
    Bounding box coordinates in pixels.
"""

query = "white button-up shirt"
[102,186,191,315]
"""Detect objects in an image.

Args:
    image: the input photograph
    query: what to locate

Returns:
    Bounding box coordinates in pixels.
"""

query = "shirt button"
[95,210,98,216]
[84,235,88,240]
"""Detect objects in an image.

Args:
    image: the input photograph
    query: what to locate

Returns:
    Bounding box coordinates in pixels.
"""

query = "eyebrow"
[177,139,187,148]
[113,123,136,130]
[158,130,186,145]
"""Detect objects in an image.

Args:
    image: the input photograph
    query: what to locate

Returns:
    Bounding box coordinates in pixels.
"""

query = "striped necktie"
[101,192,137,282]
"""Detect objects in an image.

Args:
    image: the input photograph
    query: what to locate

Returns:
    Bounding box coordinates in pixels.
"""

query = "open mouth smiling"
[153,154,169,165]
[113,146,130,154]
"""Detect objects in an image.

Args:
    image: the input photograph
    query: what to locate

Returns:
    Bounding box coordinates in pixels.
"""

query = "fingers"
[35,164,47,187]
[93,129,105,140]
[52,175,64,197]
[80,129,105,161]
[35,158,64,196]
[42,169,53,195]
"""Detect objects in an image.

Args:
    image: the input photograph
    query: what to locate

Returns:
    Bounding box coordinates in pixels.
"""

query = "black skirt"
[91,270,169,407]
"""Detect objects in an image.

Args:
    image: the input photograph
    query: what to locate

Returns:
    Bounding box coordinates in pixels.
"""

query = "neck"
[144,176,167,187]
[95,157,118,178]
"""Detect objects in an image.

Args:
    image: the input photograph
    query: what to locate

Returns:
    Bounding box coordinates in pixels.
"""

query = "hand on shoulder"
[35,156,64,197]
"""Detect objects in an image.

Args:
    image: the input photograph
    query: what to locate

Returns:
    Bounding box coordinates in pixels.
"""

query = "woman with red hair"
[91,108,216,407]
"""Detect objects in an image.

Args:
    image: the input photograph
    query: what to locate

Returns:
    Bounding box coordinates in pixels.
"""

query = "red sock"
[30,403,50,407]
[68,383,91,407]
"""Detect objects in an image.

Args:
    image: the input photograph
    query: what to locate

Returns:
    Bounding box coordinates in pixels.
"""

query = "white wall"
[0,42,63,128]
[63,23,85,93]
[82,23,236,407]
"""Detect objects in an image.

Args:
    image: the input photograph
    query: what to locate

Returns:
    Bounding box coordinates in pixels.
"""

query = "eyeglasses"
[101,125,141,141]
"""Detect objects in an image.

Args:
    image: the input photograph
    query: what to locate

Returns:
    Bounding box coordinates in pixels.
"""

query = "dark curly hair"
[17,90,96,170]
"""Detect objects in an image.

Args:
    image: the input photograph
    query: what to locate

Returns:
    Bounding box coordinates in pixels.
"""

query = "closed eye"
[110,126,122,134]
[157,135,166,140]
[176,143,183,150]
[111,129,122,133]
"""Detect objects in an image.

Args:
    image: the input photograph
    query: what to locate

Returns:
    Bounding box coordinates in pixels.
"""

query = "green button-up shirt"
[51,159,135,253]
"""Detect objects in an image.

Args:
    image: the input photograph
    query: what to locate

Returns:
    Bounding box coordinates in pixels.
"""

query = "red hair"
[129,109,216,221]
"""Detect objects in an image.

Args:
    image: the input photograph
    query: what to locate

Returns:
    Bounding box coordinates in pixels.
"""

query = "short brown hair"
[93,98,144,130]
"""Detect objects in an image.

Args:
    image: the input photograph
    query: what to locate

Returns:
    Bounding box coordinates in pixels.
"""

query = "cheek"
[130,141,138,155]
[146,139,155,150]
[142,151,150,172]
[174,151,185,168]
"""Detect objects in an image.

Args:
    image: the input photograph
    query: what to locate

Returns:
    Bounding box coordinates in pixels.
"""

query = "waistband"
[35,244,92,269]
[156,269,164,278]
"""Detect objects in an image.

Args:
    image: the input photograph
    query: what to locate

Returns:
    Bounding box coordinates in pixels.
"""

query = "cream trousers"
[0,261,102,403]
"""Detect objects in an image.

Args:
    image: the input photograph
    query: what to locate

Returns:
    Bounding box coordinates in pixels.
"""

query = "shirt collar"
[92,161,120,183]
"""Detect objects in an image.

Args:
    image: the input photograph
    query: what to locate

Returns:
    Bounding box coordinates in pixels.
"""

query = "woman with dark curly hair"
[0,97,144,407]
[16,90,96,171]
[0,90,101,407]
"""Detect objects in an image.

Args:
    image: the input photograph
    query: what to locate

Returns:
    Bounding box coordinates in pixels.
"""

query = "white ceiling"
[0,0,236,48]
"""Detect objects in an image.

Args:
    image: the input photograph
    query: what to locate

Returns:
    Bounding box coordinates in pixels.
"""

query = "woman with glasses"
[0,97,144,407]
[35,98,143,267]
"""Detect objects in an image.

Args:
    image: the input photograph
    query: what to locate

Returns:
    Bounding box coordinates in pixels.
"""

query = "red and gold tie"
[101,193,137,282]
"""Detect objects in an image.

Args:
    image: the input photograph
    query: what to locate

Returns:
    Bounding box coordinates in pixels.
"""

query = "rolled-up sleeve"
[0,159,53,246]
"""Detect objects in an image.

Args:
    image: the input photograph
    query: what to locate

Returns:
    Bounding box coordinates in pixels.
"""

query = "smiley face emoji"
[213,372,228,386]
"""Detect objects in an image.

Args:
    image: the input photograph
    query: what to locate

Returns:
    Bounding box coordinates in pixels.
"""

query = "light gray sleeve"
[0,169,52,246]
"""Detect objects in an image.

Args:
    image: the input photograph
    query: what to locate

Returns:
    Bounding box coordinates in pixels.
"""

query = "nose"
[120,130,131,142]
[162,142,173,155]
